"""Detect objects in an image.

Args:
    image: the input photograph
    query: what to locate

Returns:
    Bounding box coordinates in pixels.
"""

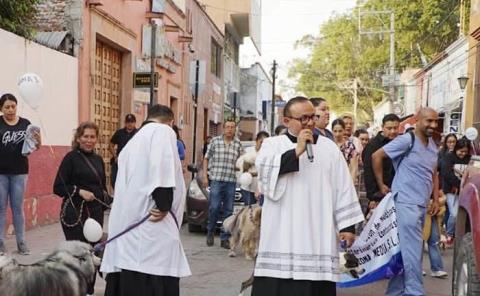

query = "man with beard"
[362,113,400,207]
[253,96,364,296]
[372,107,440,296]
[310,97,333,141]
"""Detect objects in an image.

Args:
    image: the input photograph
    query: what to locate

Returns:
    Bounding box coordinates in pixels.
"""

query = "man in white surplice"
[101,105,191,296]
[252,97,364,296]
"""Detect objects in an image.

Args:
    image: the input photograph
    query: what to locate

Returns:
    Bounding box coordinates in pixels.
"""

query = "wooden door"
[93,40,121,182]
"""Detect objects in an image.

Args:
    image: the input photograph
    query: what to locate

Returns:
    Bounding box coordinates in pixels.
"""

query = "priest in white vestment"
[253,97,364,296]
[101,105,191,296]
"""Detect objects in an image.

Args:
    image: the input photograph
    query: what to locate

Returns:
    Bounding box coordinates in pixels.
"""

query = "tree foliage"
[0,0,40,38]
[289,0,470,121]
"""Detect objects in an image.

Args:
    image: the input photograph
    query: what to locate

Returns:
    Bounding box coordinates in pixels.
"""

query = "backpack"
[397,131,415,168]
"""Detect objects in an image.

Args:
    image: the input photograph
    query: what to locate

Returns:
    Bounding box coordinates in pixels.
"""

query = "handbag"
[78,151,113,209]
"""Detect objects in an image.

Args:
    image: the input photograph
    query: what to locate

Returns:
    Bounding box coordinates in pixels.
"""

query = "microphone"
[306,140,314,162]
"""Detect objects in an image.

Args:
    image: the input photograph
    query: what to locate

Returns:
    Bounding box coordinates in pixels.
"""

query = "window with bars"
[183,101,191,124]
[210,38,221,77]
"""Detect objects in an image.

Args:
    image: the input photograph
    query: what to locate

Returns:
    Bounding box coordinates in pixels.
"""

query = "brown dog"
[224,205,262,260]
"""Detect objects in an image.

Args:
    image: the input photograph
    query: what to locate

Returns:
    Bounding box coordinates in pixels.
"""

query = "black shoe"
[221,240,230,249]
[206,233,214,246]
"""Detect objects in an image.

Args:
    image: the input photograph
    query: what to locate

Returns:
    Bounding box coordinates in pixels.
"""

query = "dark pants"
[110,161,118,189]
[60,201,103,295]
[105,269,179,296]
[251,277,336,296]
[207,180,236,241]
[241,189,256,206]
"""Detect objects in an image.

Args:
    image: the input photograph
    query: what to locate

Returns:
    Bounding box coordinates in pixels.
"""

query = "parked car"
[185,164,243,233]
[453,154,480,296]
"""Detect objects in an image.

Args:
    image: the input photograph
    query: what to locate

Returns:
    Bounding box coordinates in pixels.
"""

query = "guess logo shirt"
[0,116,31,174]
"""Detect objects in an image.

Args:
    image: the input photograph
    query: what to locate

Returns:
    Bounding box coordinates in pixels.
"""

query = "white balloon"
[18,73,44,110]
[83,218,103,243]
[465,127,478,141]
[239,172,253,187]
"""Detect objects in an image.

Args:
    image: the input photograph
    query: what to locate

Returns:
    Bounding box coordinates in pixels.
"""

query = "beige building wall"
[198,0,250,35]
[465,0,480,129]
[0,28,78,146]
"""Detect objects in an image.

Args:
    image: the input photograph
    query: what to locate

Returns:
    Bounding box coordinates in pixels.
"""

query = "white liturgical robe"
[255,134,364,282]
[100,122,191,278]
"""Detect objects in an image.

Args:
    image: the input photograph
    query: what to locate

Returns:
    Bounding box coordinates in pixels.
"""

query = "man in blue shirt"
[372,107,440,296]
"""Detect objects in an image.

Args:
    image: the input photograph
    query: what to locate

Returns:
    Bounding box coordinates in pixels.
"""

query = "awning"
[35,31,69,50]
[438,99,463,113]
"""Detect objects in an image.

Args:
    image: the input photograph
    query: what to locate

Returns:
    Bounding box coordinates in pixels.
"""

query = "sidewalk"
[3,222,106,295]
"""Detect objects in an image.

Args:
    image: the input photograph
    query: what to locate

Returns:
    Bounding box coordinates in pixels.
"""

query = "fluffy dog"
[0,241,100,296]
[224,205,262,260]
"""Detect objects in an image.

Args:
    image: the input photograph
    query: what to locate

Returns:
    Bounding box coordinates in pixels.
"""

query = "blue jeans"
[241,189,256,206]
[207,180,236,241]
[0,174,27,244]
[387,201,426,296]
[427,215,444,272]
[446,193,458,237]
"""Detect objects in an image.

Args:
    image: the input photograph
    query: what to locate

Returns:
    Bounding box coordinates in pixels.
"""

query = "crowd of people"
[0,90,476,295]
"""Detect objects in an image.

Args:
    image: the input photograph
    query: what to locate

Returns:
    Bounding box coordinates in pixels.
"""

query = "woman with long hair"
[332,118,358,182]
[440,138,471,246]
[438,133,457,168]
[0,93,41,255]
[53,121,108,295]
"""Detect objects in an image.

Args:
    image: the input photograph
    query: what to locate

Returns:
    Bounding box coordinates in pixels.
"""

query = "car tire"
[188,223,203,233]
[453,233,480,296]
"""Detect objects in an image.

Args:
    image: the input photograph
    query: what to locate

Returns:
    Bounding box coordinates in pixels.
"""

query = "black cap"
[125,114,136,122]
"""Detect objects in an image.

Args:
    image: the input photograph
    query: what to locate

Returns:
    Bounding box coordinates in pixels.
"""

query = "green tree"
[0,0,40,38]
[289,0,469,122]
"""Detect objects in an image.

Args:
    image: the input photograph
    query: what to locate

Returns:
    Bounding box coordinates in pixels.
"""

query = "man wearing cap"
[109,114,138,188]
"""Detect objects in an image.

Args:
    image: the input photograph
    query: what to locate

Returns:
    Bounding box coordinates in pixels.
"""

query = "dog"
[0,241,100,296]
[224,204,262,260]
[339,251,365,279]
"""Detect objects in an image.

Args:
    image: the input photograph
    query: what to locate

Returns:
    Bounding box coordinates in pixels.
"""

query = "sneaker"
[0,242,5,256]
[422,270,426,276]
[431,270,448,278]
[206,233,214,247]
[220,240,230,249]
[17,242,30,255]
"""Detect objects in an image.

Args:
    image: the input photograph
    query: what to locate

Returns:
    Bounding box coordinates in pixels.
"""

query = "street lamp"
[458,75,469,91]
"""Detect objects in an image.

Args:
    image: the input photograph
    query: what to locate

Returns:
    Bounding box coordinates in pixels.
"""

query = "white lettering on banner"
[339,193,402,286]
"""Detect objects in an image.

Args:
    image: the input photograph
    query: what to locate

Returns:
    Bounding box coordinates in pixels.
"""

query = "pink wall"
[4,146,70,232]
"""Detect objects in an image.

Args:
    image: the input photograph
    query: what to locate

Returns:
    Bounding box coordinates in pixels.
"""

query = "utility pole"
[191,59,200,179]
[271,60,277,135]
[149,20,157,106]
[389,12,395,102]
[233,92,237,122]
[359,10,396,101]
[353,78,358,120]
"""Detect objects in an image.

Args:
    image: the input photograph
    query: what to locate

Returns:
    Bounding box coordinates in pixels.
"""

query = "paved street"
[2,219,453,296]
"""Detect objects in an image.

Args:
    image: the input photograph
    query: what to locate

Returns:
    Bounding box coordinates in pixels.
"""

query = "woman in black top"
[440,138,471,242]
[53,122,106,295]
[438,133,457,173]
[0,94,41,255]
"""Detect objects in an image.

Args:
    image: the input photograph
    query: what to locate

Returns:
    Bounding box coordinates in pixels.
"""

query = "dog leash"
[94,209,178,253]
